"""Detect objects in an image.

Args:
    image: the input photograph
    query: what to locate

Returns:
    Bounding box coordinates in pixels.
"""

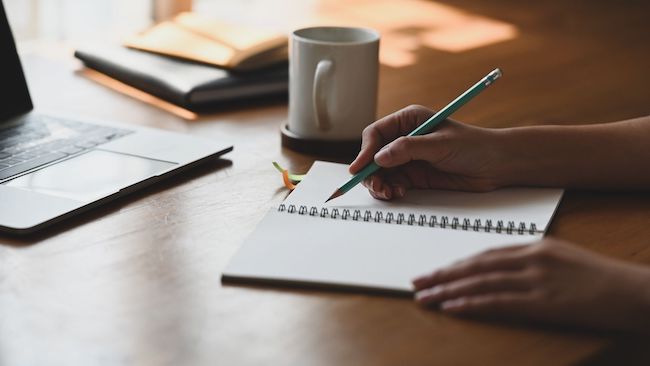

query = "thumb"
[374,135,446,168]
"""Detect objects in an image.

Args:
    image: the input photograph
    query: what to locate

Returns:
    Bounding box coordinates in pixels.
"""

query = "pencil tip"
[325,189,343,203]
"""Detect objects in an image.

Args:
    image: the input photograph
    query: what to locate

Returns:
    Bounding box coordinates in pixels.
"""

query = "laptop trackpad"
[5,150,176,202]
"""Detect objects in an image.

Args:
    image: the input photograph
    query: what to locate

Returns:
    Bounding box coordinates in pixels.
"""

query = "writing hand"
[350,105,510,200]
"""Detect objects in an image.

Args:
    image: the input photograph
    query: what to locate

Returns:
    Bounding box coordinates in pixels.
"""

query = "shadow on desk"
[225,278,649,352]
[579,338,650,366]
[0,158,233,246]
[222,276,414,299]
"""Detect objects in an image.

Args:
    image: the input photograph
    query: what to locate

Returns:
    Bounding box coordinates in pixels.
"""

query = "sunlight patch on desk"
[78,67,199,120]
[420,21,517,53]
[203,0,519,68]
[312,0,519,67]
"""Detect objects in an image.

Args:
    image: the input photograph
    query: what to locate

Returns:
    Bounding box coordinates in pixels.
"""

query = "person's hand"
[412,238,650,333]
[350,105,511,200]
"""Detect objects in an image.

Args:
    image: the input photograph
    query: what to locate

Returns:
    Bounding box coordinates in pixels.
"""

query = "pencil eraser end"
[490,68,502,80]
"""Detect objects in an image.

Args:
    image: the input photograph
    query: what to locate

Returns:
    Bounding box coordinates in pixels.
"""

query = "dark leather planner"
[75,45,287,111]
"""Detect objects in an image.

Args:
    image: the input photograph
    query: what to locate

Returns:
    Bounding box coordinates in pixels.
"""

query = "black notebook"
[74,45,288,111]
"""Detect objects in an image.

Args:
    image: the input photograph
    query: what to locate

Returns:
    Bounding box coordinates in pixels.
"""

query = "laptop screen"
[0,2,33,123]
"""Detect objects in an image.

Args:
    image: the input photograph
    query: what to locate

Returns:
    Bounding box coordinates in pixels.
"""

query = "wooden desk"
[1,1,649,365]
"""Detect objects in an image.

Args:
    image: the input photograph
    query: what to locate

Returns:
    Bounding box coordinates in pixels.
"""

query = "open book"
[222,161,564,294]
[124,12,288,71]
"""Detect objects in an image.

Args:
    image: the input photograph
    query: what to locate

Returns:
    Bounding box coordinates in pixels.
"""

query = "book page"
[124,21,236,67]
[124,14,287,70]
[174,12,286,52]
[283,161,564,232]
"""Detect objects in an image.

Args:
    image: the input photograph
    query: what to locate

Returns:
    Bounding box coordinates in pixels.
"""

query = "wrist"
[491,125,577,188]
[489,127,541,187]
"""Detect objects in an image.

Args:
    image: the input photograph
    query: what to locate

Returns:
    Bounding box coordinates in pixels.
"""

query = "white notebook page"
[224,210,541,293]
[222,161,564,293]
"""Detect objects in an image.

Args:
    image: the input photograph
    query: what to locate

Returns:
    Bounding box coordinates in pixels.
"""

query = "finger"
[350,105,434,174]
[369,189,391,201]
[438,292,535,317]
[364,162,429,199]
[364,171,411,201]
[362,177,372,189]
[369,175,381,192]
[475,244,530,257]
[381,171,413,199]
[366,175,392,200]
[391,184,406,199]
[414,271,532,306]
[350,125,386,174]
[362,175,392,200]
[412,247,529,290]
[380,161,441,192]
[379,163,501,193]
[374,134,450,168]
[443,245,530,271]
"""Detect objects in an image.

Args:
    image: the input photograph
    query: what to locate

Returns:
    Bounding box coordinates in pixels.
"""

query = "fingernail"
[375,149,389,165]
[440,299,464,311]
[418,286,442,297]
[426,286,442,297]
[415,291,432,304]
[395,185,406,198]
[414,291,427,303]
[415,286,442,302]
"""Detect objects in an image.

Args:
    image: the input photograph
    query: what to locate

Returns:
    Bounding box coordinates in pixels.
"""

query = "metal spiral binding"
[276,204,539,235]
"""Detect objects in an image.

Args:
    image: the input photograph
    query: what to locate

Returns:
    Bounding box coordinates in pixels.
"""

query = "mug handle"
[312,59,333,131]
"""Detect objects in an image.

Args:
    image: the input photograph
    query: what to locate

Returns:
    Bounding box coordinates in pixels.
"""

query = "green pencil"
[325,68,503,203]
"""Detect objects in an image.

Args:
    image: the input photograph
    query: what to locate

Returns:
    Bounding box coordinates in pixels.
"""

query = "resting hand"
[350,105,510,200]
[412,238,650,333]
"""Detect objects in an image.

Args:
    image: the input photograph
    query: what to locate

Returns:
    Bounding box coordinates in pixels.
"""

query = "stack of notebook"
[75,12,288,111]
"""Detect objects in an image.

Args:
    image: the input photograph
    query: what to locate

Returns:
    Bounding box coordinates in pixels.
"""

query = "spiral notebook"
[222,161,564,294]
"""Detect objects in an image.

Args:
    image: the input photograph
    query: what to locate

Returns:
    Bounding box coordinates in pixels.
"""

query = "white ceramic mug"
[288,27,380,140]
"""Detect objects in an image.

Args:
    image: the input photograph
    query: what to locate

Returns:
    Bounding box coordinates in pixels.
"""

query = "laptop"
[0,3,232,234]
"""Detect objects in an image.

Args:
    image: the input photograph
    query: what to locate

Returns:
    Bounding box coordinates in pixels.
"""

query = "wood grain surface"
[1,1,649,365]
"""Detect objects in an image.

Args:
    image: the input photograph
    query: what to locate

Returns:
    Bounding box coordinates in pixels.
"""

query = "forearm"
[497,116,650,190]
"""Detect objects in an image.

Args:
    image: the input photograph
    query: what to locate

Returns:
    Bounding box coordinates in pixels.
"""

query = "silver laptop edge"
[0,4,232,234]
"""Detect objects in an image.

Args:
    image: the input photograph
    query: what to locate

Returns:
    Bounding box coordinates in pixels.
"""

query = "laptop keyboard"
[0,115,132,180]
